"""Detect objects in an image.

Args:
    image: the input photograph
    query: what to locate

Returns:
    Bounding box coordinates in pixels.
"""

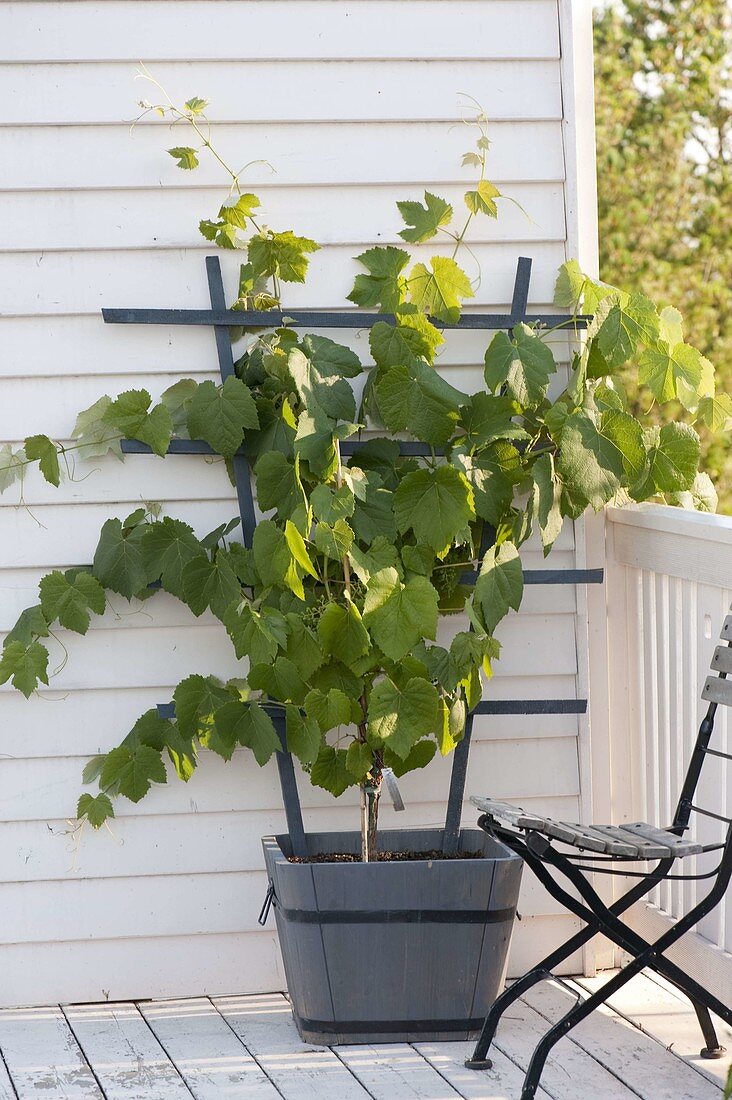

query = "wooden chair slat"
[710,645,732,674]
[622,822,704,857]
[702,676,732,706]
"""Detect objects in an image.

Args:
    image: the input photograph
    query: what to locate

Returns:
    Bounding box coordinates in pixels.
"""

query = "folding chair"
[465,607,732,1100]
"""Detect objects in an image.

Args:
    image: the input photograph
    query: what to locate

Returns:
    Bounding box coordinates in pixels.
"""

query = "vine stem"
[335,438,379,861]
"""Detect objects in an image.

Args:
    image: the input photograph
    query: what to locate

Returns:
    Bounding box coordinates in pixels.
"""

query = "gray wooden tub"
[262,827,522,1044]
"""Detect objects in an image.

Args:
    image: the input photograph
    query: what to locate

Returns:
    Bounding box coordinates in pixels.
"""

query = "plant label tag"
[382,767,405,812]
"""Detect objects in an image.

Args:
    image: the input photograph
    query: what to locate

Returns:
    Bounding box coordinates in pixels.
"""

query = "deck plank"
[490,992,639,1099]
[0,1005,103,1099]
[336,1043,461,1098]
[63,1002,192,1099]
[575,972,730,1089]
[139,998,281,1099]
[416,1040,554,1099]
[212,993,371,1099]
[524,980,723,1099]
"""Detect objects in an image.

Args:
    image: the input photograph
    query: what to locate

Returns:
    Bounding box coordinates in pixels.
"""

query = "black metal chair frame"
[466,637,732,1100]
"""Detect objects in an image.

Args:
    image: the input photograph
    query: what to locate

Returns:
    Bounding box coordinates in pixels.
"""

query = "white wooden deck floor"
[0,972,728,1099]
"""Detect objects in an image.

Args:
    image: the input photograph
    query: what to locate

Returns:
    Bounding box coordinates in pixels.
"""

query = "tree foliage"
[594,0,732,508]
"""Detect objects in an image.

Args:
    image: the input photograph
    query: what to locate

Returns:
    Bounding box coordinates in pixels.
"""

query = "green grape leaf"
[408,256,474,324]
[348,536,401,584]
[401,544,435,576]
[92,518,150,599]
[168,146,199,170]
[531,453,563,555]
[284,520,318,578]
[174,674,230,742]
[638,341,706,405]
[5,604,49,648]
[0,444,26,494]
[317,601,371,668]
[283,614,326,679]
[310,482,355,525]
[396,307,444,363]
[288,334,361,421]
[39,569,106,635]
[436,696,467,756]
[285,704,322,764]
[141,517,204,599]
[100,744,167,802]
[484,324,556,407]
[367,676,439,759]
[223,601,288,664]
[255,451,305,521]
[464,179,501,216]
[368,320,432,368]
[0,640,49,697]
[249,230,319,283]
[72,396,123,461]
[397,191,453,243]
[593,292,659,369]
[385,737,438,776]
[669,471,718,513]
[474,541,523,633]
[24,434,60,487]
[199,219,239,249]
[556,410,624,512]
[599,409,647,482]
[633,423,700,497]
[304,687,353,731]
[186,377,259,458]
[314,519,354,560]
[362,568,438,661]
[219,193,261,228]
[347,246,410,312]
[181,551,241,620]
[457,393,529,448]
[122,708,172,753]
[77,792,114,828]
[184,97,209,115]
[394,466,475,556]
[351,480,397,543]
[375,362,467,446]
[553,259,587,310]
[102,390,173,457]
[311,744,354,796]
[452,443,522,527]
[346,741,374,779]
[252,520,306,598]
[699,393,732,433]
[160,379,198,436]
[215,700,281,765]
[249,657,307,704]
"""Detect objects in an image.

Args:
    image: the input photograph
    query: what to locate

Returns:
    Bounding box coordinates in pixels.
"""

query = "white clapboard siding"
[0,320,575,379]
[2,2,560,62]
[0,242,567,316]
[0,60,563,125]
[0,182,567,252]
[0,0,597,1006]
[0,121,565,191]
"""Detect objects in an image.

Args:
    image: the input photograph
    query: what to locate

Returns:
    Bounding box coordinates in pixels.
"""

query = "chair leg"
[692,1001,728,1060]
[519,958,647,1100]
[465,830,670,1071]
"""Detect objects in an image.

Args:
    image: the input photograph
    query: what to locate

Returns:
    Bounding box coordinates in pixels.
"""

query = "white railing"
[604,504,732,996]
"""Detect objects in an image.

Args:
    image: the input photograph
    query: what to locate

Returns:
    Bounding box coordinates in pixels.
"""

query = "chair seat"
[470,797,704,859]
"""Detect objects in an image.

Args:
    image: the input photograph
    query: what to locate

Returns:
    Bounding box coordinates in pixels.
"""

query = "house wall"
[0,0,599,1006]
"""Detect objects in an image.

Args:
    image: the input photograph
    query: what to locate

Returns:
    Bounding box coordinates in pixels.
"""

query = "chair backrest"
[672,613,732,855]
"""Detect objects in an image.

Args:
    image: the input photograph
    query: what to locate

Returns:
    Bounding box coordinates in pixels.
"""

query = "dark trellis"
[104,255,602,857]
